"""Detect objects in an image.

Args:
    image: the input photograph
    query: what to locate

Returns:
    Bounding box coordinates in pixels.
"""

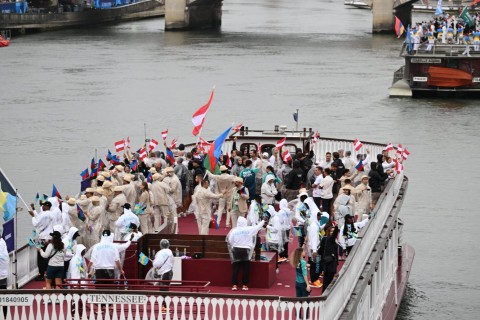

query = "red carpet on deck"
[23,212,346,297]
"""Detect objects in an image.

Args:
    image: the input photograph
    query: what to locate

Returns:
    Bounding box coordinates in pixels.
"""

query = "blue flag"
[293,112,298,122]
[80,168,89,180]
[76,204,86,222]
[138,252,150,266]
[435,0,443,16]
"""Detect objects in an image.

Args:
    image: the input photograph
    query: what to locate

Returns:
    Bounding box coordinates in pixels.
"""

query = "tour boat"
[0,0,164,34]
[389,41,480,97]
[1,126,413,320]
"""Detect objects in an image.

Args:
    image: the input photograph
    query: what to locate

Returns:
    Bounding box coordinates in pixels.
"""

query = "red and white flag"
[385,143,394,151]
[276,137,286,149]
[353,139,363,151]
[233,123,243,132]
[149,139,159,151]
[161,130,168,140]
[115,139,125,152]
[402,148,410,160]
[170,138,178,149]
[312,131,320,144]
[394,158,404,174]
[257,142,262,153]
[125,137,131,149]
[282,150,292,162]
[226,152,232,167]
[192,87,215,136]
[199,137,209,147]
[396,144,404,154]
[138,148,147,161]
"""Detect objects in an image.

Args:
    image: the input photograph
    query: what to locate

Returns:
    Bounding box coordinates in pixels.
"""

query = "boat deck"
[21,213,344,297]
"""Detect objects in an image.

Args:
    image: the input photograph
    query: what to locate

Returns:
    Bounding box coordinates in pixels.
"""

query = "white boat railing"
[319,172,405,320]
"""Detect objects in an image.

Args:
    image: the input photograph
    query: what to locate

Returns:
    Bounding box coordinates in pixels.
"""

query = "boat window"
[239,143,259,157]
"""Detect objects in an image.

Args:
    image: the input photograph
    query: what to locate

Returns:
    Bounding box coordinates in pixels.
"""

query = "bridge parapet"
[165,0,222,30]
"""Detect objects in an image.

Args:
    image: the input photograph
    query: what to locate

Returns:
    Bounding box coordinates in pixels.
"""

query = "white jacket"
[0,238,9,280]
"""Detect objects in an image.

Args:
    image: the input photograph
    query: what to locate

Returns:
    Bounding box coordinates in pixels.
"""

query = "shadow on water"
[397,283,427,320]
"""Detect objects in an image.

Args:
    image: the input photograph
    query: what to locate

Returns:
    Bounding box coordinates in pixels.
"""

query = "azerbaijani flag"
[203,125,232,174]
[394,16,405,38]
[52,184,62,199]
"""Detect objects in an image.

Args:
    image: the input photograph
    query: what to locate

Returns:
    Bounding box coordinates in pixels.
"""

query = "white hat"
[96,175,105,182]
[90,196,100,202]
[103,181,113,189]
[95,187,104,195]
[298,192,308,198]
[361,175,369,180]
[149,167,157,173]
[152,173,161,181]
[263,152,269,158]
[67,198,76,205]
[114,186,124,192]
[115,165,124,172]
[220,165,228,172]
[124,175,131,182]
[85,188,94,193]
[266,175,275,182]
[165,167,174,173]
[234,177,244,183]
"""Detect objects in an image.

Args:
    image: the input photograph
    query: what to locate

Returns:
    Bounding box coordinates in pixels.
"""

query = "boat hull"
[0,1,164,32]
[0,39,9,47]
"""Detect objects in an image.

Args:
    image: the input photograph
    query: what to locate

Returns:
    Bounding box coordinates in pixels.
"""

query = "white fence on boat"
[0,291,323,320]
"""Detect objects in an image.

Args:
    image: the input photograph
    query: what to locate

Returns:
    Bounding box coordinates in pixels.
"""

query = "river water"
[1,1,479,319]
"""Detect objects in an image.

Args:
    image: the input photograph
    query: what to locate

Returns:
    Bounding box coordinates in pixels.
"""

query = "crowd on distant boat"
[407,10,480,54]
[25,129,407,298]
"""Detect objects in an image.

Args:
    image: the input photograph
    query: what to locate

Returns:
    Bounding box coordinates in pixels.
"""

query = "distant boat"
[0,0,164,34]
[344,0,371,9]
[0,31,10,47]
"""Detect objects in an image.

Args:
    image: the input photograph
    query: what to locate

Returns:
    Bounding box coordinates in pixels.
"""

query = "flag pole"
[295,109,299,132]
[13,188,18,289]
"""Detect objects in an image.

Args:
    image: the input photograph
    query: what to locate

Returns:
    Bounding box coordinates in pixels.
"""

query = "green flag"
[460,6,474,27]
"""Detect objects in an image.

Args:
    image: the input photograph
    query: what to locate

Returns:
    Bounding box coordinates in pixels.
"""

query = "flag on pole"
[90,157,96,170]
[52,184,62,199]
[192,87,215,136]
[312,131,320,144]
[80,168,89,180]
[353,139,363,151]
[35,192,40,204]
[293,112,299,123]
[106,150,113,162]
[138,252,150,266]
[394,16,405,38]
[139,148,147,161]
[76,204,86,222]
[203,126,232,173]
[166,148,175,165]
[130,160,138,171]
[460,6,475,26]
[170,138,178,150]
[125,137,131,149]
[396,144,404,154]
[282,150,292,163]
[146,173,152,183]
[89,167,98,180]
[98,159,106,171]
[115,139,126,152]
[385,143,394,151]
[276,137,286,149]
[149,139,159,151]
[161,130,168,140]
[402,149,410,160]
[355,160,364,171]
[435,0,443,16]
[110,155,121,165]
[405,25,412,53]
[233,123,243,132]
